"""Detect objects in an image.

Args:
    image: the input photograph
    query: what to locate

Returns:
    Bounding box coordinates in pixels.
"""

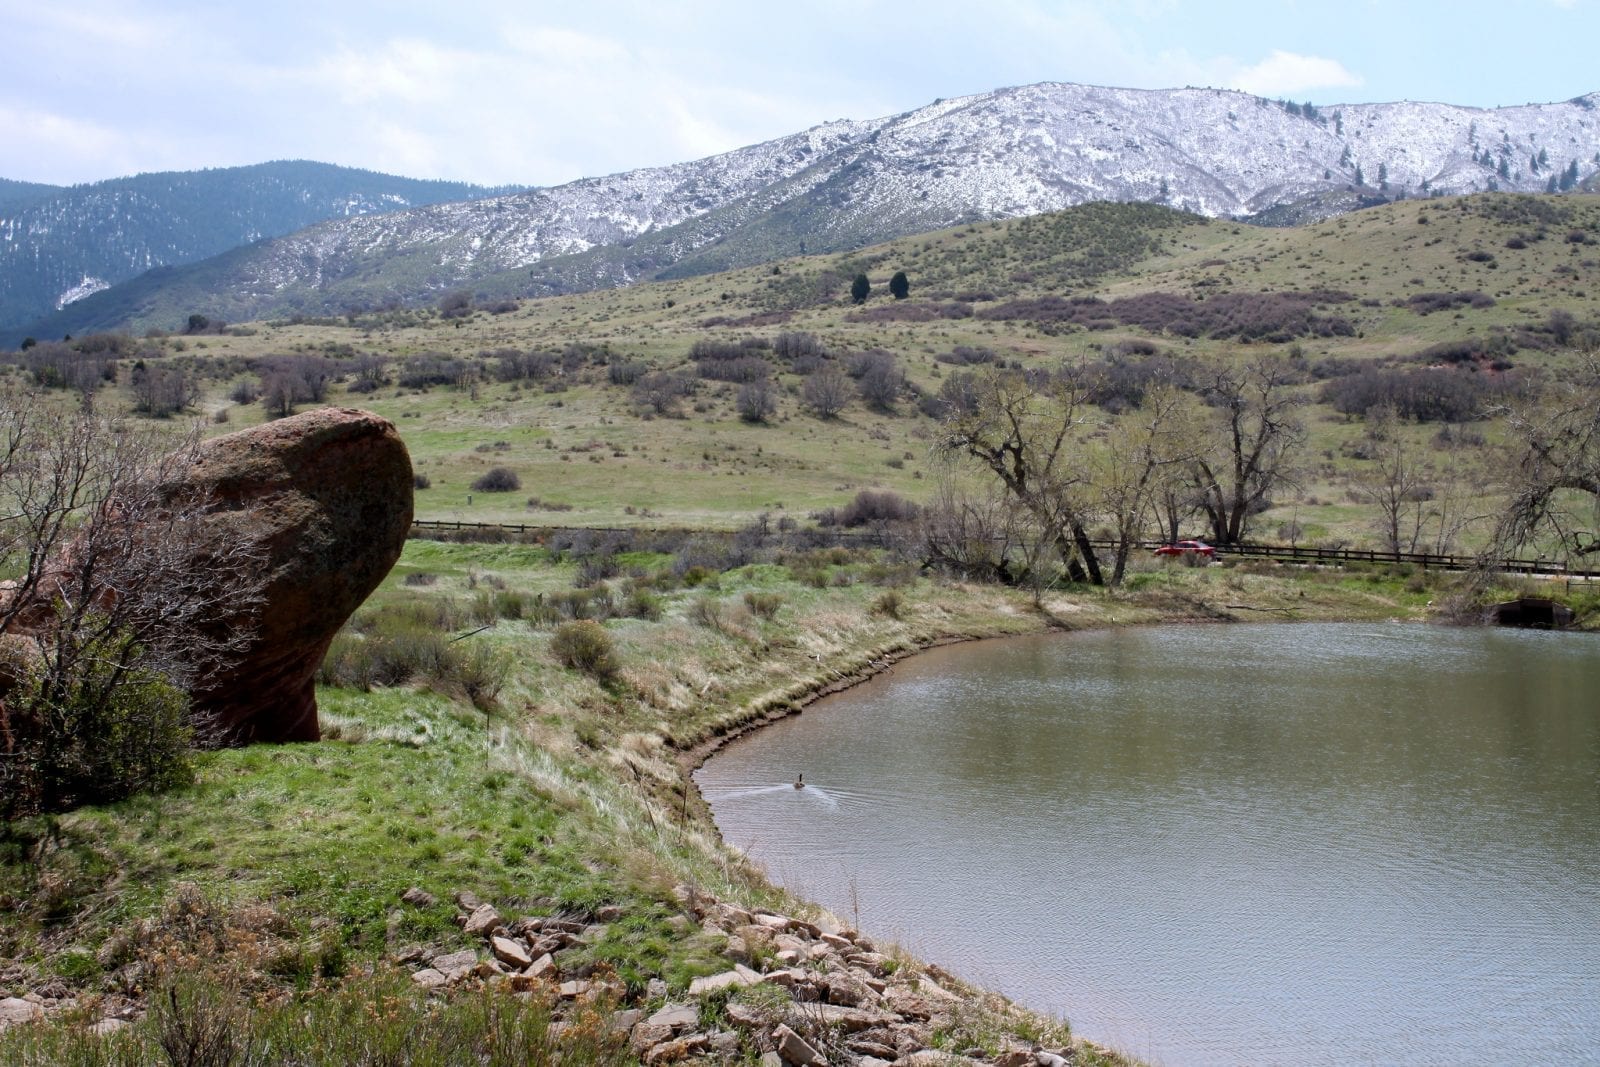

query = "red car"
[1153,539,1216,559]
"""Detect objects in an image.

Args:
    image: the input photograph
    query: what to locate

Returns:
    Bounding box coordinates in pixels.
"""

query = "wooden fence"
[408,520,1599,580]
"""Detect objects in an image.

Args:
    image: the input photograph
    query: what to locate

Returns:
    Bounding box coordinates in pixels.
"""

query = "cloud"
[0,1,174,49]
[257,21,848,186]
[0,103,163,183]
[1229,50,1364,97]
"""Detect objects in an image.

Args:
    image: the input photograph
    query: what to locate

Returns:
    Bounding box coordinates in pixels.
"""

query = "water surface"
[695,623,1600,1066]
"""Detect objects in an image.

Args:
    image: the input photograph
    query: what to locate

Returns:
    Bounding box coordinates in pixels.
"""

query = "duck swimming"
[794,773,805,789]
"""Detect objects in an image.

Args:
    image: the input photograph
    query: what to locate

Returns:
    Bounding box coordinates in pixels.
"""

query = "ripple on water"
[696,624,1600,1067]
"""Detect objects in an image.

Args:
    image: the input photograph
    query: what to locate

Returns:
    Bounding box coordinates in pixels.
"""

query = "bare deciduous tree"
[632,371,693,417]
[1491,352,1600,562]
[130,362,199,418]
[921,469,1055,599]
[856,353,904,413]
[801,364,851,419]
[936,366,1104,584]
[1349,407,1441,556]
[0,395,267,819]
[1088,383,1203,583]
[1190,356,1306,545]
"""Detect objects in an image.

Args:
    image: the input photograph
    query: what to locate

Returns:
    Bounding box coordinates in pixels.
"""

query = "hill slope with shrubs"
[5,192,1600,1063]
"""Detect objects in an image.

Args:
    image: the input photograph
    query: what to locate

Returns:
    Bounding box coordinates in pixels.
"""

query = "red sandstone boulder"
[183,407,412,742]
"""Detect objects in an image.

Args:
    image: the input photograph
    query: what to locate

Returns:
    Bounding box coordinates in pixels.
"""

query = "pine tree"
[889,271,909,300]
[1560,160,1580,191]
[850,273,871,305]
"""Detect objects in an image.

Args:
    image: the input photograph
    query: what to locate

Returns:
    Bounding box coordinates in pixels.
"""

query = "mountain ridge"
[0,160,519,334]
[14,82,1600,342]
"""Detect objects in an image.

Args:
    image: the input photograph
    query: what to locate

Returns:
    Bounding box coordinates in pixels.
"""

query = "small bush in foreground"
[550,621,618,681]
[2,635,195,821]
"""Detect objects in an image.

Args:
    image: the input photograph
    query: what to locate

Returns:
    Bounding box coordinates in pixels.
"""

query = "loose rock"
[410,969,447,990]
[773,1023,827,1066]
[646,1003,700,1032]
[462,904,501,937]
[491,936,532,969]
[430,949,477,973]
[642,1033,710,1064]
[0,998,42,1028]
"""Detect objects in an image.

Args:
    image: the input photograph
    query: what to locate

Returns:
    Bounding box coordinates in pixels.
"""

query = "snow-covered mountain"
[0,161,516,333]
[20,82,1600,338]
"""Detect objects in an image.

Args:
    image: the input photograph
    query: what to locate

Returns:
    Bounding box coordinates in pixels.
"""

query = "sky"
[4,0,1598,189]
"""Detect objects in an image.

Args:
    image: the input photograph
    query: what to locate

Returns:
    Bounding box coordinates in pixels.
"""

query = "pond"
[695,623,1600,1066]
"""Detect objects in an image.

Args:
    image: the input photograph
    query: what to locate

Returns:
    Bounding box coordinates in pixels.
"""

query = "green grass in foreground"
[1,541,1559,1064]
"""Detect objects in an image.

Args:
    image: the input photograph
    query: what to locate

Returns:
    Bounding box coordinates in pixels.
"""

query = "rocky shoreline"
[395,885,1108,1066]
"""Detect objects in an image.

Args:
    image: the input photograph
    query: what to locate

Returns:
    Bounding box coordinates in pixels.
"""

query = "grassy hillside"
[15,193,1596,553]
[3,192,1598,1060]
[4,524,1473,1061]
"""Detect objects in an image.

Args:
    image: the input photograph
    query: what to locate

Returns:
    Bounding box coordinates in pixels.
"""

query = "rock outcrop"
[181,408,413,742]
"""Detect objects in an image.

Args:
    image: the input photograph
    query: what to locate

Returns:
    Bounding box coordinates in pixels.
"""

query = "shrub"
[547,588,614,621]
[801,365,851,418]
[815,490,921,528]
[688,596,729,630]
[872,590,905,619]
[413,472,431,490]
[1319,366,1502,422]
[671,536,735,578]
[697,355,769,384]
[774,331,825,363]
[1405,291,1495,315]
[742,591,783,620]
[849,301,972,323]
[318,595,518,694]
[934,345,996,366]
[621,588,664,621]
[632,371,695,415]
[549,621,618,680]
[396,352,470,390]
[472,467,521,492]
[444,641,513,710]
[608,361,647,386]
[2,967,631,1065]
[679,565,716,588]
[856,353,904,412]
[736,379,777,423]
[492,349,558,382]
[1,648,194,820]
[977,289,1355,341]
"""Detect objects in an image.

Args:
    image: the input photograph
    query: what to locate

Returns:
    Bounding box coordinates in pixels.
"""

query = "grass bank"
[0,544,1488,1063]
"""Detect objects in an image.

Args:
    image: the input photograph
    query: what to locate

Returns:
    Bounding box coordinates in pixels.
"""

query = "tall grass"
[1,968,630,1066]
